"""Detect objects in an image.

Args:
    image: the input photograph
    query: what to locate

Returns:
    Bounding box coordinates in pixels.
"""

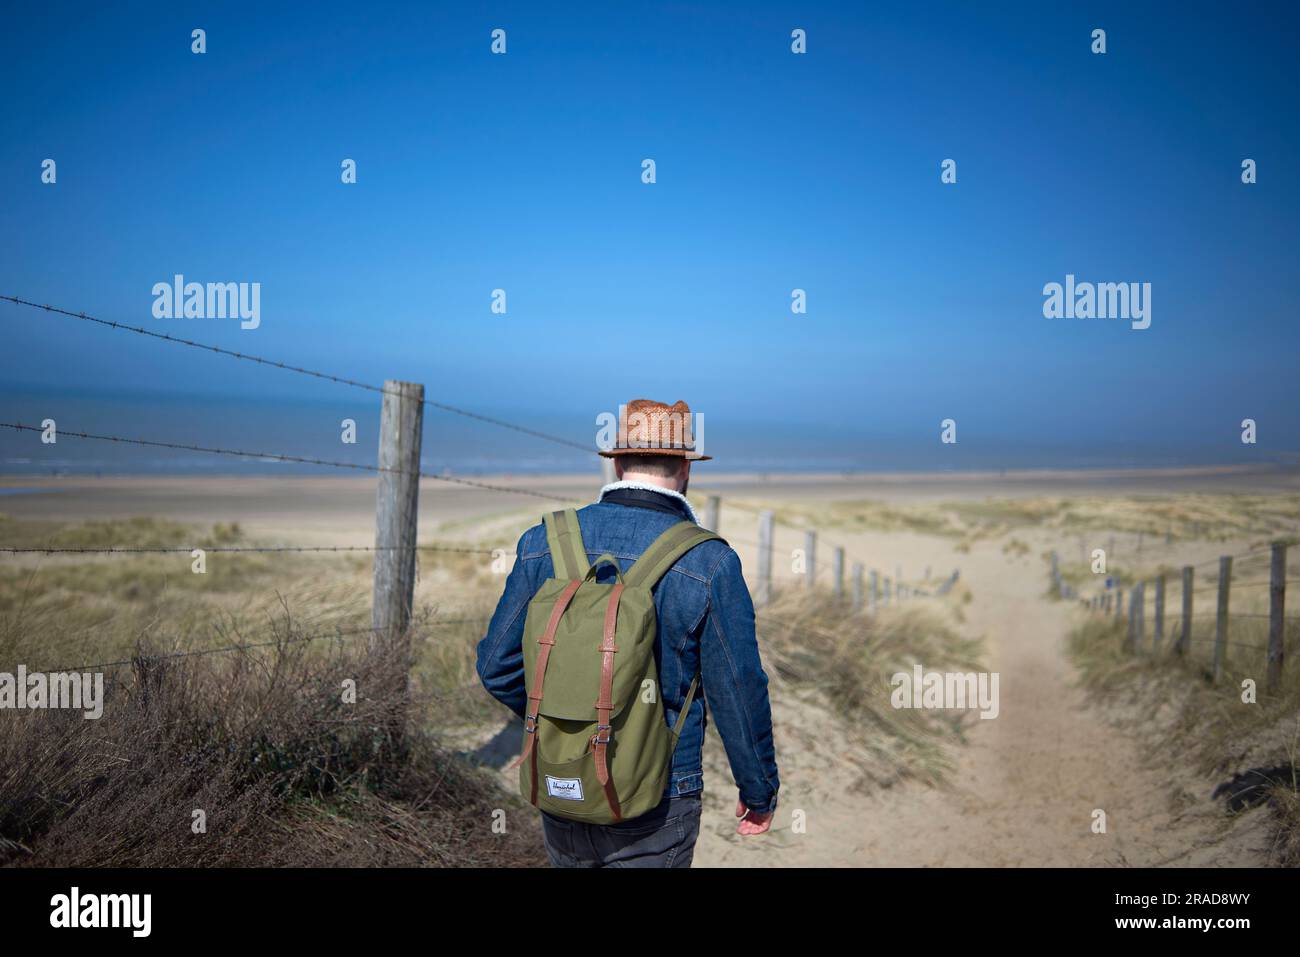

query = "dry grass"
[1068,615,1300,866]
[0,516,542,868]
[0,627,543,867]
[756,588,985,788]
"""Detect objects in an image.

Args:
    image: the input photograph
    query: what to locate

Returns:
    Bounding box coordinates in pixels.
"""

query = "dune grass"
[1068,615,1300,866]
[0,516,542,867]
[755,587,984,788]
[746,493,1300,549]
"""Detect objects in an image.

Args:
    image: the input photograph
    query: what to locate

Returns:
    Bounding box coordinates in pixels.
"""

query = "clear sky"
[2,1,1297,472]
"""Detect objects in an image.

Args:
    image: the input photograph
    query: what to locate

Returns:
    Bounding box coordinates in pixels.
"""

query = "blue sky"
[2,1,1297,471]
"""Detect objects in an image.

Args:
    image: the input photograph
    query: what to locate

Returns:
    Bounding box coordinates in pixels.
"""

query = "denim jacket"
[475,486,780,814]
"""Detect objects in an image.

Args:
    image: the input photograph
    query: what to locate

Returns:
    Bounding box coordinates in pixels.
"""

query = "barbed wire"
[0,421,578,503]
[0,295,594,454]
[0,543,502,555]
[37,615,493,674]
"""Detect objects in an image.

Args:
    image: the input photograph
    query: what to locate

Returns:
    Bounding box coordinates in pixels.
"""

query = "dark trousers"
[539,793,703,868]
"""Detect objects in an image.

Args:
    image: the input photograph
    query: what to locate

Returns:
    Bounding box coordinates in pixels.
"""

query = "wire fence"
[0,295,593,453]
[0,544,502,555]
[43,615,494,683]
[1073,541,1295,688]
[0,421,578,502]
[701,494,957,611]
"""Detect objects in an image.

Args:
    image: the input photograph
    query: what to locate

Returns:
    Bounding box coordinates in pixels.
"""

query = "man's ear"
[679,460,691,485]
[614,458,625,480]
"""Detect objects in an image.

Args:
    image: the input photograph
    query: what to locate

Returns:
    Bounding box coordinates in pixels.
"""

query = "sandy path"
[695,534,1271,867]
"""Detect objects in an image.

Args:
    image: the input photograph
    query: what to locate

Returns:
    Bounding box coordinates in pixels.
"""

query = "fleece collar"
[598,480,699,524]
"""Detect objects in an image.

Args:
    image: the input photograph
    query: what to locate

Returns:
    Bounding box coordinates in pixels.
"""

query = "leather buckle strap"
[591,584,625,821]
[512,579,583,803]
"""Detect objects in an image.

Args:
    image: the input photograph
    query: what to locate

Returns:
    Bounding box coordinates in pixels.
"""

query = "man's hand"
[735,798,774,835]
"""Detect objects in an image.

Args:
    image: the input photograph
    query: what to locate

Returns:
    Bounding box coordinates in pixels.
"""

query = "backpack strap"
[543,508,587,580]
[624,521,723,589]
[671,672,700,741]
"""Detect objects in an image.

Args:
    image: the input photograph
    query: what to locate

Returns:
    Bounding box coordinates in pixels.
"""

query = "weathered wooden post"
[756,510,774,607]
[372,380,425,653]
[1125,586,1137,651]
[1267,542,1287,691]
[804,530,817,590]
[1176,565,1193,656]
[869,569,879,614]
[1135,582,1145,650]
[1153,574,1165,650]
[1212,556,1232,682]
[703,494,720,533]
[883,576,892,606]
[1115,586,1123,620]
[833,546,845,599]
[851,561,863,612]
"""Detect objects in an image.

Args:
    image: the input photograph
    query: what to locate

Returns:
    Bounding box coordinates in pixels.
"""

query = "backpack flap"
[523,576,656,722]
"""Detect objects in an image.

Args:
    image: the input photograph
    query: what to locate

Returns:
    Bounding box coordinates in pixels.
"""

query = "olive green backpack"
[514,508,721,823]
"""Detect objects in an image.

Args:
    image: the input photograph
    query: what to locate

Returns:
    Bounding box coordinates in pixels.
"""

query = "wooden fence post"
[852,561,863,612]
[372,380,425,654]
[805,530,817,590]
[1135,582,1145,650]
[833,546,845,599]
[1125,585,1137,651]
[1176,565,1193,656]
[1212,556,1232,682]
[1267,542,1287,691]
[869,569,879,614]
[1153,573,1165,650]
[1115,586,1123,620]
[756,510,774,607]
[883,576,892,606]
[703,494,720,533]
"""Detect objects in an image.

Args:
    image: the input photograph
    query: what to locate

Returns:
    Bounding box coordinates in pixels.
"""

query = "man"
[475,398,780,868]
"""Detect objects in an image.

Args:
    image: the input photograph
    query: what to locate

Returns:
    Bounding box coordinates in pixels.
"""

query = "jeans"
[539,794,703,868]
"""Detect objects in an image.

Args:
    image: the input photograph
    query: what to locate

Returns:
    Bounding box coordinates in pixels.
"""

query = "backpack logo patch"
[545,775,585,801]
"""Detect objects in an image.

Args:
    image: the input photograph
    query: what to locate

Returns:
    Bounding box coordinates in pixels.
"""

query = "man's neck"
[617,472,682,494]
